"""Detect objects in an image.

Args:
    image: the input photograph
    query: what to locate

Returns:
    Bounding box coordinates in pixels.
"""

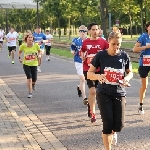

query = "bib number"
[143,55,150,66]
[104,68,123,85]
[86,54,95,66]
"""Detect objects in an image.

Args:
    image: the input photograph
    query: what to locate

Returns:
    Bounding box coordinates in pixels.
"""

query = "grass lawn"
[122,35,139,41]
[51,48,73,58]
[121,42,135,49]
[51,47,139,73]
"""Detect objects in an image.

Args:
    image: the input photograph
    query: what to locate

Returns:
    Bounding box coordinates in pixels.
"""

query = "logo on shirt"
[119,59,122,63]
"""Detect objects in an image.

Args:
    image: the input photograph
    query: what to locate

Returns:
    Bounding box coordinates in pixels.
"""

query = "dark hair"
[36,26,41,29]
[145,22,150,32]
[24,33,34,42]
[87,22,99,30]
[46,30,49,32]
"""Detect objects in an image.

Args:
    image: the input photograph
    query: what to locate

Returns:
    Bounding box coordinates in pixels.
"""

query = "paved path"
[0,44,150,150]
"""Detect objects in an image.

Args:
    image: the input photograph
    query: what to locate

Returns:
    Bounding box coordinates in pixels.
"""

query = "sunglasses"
[79,30,87,33]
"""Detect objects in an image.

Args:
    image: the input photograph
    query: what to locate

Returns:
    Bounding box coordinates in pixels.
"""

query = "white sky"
[0,0,38,8]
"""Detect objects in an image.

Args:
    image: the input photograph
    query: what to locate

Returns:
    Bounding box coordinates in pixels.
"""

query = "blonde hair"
[79,25,87,30]
[108,32,122,41]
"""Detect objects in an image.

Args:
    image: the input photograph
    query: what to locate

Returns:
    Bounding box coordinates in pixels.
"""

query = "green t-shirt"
[20,43,40,66]
[18,33,23,41]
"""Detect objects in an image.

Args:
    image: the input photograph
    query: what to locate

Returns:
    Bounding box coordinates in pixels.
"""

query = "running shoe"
[77,86,82,97]
[83,98,88,105]
[28,93,32,98]
[91,113,96,123]
[12,60,14,64]
[138,105,144,114]
[37,66,41,72]
[32,84,36,90]
[48,58,50,61]
[87,103,92,118]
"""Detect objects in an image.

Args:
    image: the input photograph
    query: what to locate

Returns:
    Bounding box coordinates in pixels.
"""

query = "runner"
[33,26,46,72]
[18,32,24,46]
[98,29,106,40]
[0,27,4,50]
[70,25,87,103]
[5,27,18,64]
[88,32,133,149]
[45,30,53,61]
[18,33,41,98]
[80,22,109,123]
[133,21,150,114]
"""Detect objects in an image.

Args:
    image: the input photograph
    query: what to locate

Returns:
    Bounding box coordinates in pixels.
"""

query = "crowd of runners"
[0,21,150,150]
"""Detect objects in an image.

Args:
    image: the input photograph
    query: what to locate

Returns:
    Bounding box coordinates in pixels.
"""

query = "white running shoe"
[28,93,32,98]
[37,66,41,72]
[112,132,117,145]
[138,105,144,115]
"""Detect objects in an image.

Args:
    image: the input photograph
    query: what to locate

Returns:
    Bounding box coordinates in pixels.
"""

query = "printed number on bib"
[104,67,124,85]
[25,53,37,61]
[87,54,95,66]
[143,55,150,66]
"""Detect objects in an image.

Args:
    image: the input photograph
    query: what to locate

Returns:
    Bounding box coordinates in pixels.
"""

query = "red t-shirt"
[81,37,109,71]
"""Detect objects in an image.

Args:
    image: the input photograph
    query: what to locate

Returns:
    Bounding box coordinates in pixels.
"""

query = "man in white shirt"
[5,27,18,64]
[45,30,53,61]
[0,27,4,50]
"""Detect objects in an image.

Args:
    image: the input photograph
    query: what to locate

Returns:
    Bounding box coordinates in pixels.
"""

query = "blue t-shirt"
[138,33,150,66]
[33,33,46,50]
[70,37,83,63]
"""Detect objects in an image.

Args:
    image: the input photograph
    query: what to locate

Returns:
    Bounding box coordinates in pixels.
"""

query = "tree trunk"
[129,15,133,38]
[99,0,108,39]
[58,17,61,39]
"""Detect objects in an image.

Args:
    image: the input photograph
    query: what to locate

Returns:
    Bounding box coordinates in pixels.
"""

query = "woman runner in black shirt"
[87,32,133,150]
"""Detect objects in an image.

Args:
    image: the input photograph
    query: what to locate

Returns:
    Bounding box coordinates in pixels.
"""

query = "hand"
[19,59,22,63]
[38,54,41,58]
[97,74,106,84]
[146,44,150,49]
[71,50,75,55]
[117,79,131,87]
[81,56,86,61]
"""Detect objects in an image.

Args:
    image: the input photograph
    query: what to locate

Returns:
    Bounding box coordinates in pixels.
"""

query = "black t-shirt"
[91,50,131,97]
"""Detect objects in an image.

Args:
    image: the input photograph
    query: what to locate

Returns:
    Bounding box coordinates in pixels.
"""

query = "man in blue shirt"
[33,26,46,72]
[70,25,88,104]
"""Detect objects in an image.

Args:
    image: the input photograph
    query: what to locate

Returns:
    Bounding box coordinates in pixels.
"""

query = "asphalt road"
[0,44,150,150]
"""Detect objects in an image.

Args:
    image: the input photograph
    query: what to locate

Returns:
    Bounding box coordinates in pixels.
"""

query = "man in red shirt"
[81,22,109,123]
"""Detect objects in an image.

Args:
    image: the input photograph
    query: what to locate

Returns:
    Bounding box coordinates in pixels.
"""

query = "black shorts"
[97,92,125,134]
[8,46,16,52]
[83,71,99,89]
[45,45,51,55]
[18,40,23,46]
[23,65,37,82]
[0,41,3,44]
[138,66,150,78]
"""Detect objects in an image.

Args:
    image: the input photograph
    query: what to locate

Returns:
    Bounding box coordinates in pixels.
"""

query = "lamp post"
[37,0,39,26]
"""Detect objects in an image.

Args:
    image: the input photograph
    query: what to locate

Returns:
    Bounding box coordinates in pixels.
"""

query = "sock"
[140,103,143,106]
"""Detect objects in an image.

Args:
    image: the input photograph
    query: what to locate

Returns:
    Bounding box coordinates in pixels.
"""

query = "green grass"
[122,35,139,41]
[121,42,135,49]
[51,47,139,73]
[51,48,73,58]
[132,62,138,73]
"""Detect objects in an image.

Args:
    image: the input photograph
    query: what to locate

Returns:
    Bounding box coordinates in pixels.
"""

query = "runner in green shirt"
[18,32,23,46]
[18,33,41,98]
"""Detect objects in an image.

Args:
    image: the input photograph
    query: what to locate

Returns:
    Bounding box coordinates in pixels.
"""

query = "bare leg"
[139,77,148,103]
[27,79,32,93]
[88,87,96,114]
[102,133,113,150]
[79,75,86,99]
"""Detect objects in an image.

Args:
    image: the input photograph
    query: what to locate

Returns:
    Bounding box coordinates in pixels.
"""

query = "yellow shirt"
[20,43,40,66]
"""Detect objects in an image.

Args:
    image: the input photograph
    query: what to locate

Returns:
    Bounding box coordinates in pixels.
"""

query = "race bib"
[104,67,124,85]
[143,55,150,66]
[87,54,96,66]
[25,53,37,62]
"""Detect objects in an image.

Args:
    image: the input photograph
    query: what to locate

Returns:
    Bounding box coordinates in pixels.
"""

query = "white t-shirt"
[6,32,18,47]
[45,34,53,46]
[0,31,4,41]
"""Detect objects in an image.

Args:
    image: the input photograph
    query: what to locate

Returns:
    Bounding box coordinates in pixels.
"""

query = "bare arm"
[124,69,133,82]
[133,42,150,52]
[87,64,106,83]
